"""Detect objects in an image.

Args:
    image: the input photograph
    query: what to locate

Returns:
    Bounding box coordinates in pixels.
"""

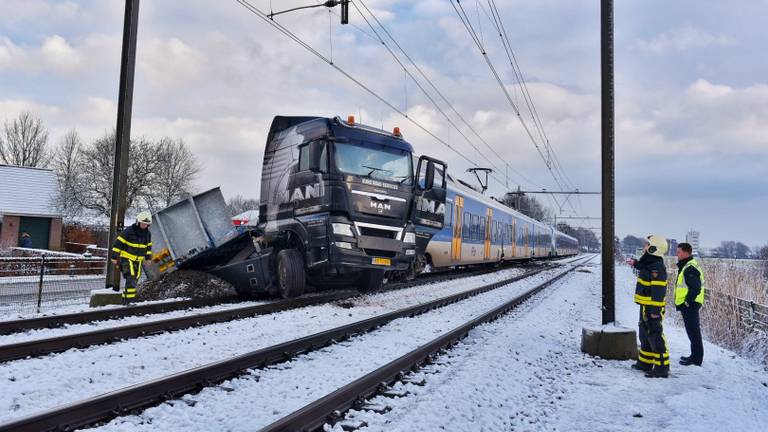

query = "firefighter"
[110,212,153,301]
[628,234,670,378]
[675,242,705,366]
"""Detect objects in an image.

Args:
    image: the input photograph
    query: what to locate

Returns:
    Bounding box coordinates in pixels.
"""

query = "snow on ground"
[90,266,580,431]
[337,260,768,432]
[0,264,543,423]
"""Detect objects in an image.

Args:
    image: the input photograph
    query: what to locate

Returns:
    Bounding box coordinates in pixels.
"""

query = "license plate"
[372,257,391,266]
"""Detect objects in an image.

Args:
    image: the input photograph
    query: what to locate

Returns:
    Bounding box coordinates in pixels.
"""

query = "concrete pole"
[106,0,140,289]
[600,0,615,324]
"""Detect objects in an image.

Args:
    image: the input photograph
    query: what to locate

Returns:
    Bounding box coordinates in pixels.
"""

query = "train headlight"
[403,232,416,244]
[405,249,416,255]
[332,223,355,237]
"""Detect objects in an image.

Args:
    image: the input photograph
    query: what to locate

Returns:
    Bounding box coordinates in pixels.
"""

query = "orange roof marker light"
[347,115,355,125]
[393,126,402,137]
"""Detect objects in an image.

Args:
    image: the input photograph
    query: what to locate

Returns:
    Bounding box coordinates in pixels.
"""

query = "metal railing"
[0,255,107,314]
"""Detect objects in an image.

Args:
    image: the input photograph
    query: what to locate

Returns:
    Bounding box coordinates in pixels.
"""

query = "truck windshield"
[334,142,412,185]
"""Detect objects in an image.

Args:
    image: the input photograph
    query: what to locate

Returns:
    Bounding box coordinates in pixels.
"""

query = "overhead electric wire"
[451,0,556,184]
[354,0,541,189]
[233,0,496,185]
[452,0,585,215]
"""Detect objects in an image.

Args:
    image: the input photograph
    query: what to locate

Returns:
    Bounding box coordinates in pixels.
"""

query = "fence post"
[749,301,756,331]
[36,254,46,313]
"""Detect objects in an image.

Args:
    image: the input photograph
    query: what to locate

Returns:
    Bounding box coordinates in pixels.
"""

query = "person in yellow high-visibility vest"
[675,242,705,366]
[110,212,153,301]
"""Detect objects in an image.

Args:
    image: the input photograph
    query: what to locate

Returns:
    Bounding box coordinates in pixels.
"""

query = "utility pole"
[106,0,140,289]
[601,0,615,325]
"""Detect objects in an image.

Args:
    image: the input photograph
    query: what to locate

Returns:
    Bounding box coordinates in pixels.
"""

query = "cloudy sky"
[1,0,766,249]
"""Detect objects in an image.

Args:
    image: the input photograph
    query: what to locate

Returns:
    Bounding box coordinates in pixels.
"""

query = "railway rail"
[0,257,589,431]
[0,259,568,363]
[261,254,596,432]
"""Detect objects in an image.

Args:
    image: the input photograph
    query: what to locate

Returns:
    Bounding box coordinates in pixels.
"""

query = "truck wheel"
[277,249,306,299]
[358,269,385,293]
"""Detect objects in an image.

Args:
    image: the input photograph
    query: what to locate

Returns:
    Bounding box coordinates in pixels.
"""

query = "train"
[410,170,579,275]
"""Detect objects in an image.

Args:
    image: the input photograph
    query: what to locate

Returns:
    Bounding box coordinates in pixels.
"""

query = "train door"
[484,208,492,260]
[451,195,464,262]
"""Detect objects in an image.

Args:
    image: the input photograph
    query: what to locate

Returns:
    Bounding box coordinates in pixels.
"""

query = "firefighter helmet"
[136,211,153,225]
[646,234,668,257]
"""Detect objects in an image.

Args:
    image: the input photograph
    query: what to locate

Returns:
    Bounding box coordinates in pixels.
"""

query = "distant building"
[686,230,700,254]
[0,165,63,250]
[667,238,678,256]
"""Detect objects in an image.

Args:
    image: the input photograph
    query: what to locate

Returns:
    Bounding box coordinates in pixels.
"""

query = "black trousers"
[638,307,669,369]
[680,303,703,364]
[119,260,140,300]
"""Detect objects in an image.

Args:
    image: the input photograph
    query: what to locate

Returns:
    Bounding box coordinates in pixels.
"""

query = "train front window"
[334,142,412,185]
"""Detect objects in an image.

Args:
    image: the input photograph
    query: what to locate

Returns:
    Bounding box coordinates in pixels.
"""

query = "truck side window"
[298,144,310,171]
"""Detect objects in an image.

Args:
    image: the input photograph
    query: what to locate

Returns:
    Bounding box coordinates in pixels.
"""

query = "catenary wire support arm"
[268,0,349,24]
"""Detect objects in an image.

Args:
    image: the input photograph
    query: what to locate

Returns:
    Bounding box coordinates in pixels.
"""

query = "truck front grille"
[358,227,398,240]
[363,249,397,258]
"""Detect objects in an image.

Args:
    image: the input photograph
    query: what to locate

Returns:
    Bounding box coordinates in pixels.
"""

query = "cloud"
[636,26,735,54]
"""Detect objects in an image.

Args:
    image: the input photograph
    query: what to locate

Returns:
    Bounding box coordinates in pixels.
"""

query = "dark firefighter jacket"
[110,223,152,263]
[633,253,668,315]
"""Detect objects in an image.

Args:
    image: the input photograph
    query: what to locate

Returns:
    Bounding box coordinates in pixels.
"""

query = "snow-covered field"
[337,260,768,432]
[0,264,541,423]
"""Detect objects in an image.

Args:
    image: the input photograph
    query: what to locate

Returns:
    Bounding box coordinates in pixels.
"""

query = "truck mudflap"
[206,248,274,297]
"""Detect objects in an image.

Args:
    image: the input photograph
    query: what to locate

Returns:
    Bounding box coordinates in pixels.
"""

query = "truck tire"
[358,269,385,293]
[277,249,306,299]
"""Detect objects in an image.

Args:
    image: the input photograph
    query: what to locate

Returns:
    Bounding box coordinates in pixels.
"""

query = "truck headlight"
[332,223,355,237]
[334,241,353,250]
[403,232,416,244]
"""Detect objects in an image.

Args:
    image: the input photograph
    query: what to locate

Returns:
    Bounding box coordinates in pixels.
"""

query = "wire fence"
[0,255,107,315]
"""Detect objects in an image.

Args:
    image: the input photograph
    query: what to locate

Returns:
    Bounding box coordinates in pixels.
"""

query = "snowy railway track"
[0,260,560,363]
[0,258,588,431]
[261,255,595,432]
[0,297,237,335]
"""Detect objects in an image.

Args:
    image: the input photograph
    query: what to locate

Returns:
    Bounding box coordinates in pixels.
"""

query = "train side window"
[463,212,470,239]
[446,202,453,227]
[479,218,485,241]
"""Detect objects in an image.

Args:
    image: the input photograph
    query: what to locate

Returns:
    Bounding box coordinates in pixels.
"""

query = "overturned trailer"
[147,115,447,298]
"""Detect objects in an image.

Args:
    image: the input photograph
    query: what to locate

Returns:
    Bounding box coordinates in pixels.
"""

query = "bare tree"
[226,195,260,217]
[50,130,201,219]
[0,111,50,167]
[500,192,553,223]
[51,130,83,221]
[72,131,162,217]
[146,137,201,210]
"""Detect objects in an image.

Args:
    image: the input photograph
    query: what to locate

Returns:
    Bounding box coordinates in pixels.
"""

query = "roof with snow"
[0,164,60,218]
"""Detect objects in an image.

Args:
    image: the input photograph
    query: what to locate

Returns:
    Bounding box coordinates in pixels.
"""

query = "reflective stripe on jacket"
[675,258,705,306]
[633,253,668,315]
[110,223,152,263]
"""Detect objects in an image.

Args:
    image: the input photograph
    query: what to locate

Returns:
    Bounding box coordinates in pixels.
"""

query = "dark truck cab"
[257,116,446,296]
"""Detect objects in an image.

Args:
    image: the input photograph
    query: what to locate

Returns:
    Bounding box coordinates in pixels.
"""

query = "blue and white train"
[413,172,579,273]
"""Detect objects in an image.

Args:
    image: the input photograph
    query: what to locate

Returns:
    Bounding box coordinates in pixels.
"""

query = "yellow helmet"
[646,234,668,257]
[136,211,153,225]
